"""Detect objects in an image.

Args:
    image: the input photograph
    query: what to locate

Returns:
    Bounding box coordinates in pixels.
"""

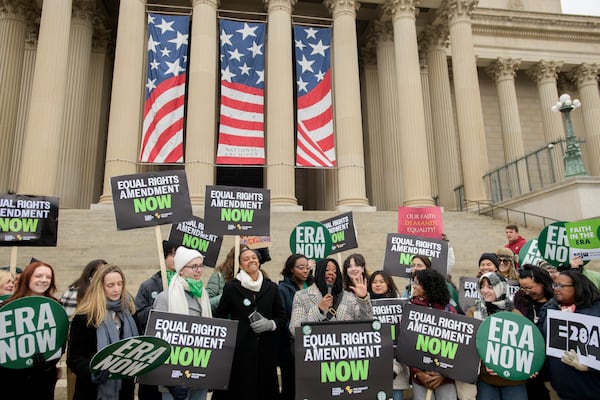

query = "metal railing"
[463,199,559,229]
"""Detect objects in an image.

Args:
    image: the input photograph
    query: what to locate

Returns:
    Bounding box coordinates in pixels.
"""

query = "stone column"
[487,57,529,195]
[421,25,461,209]
[324,0,373,210]
[442,0,489,204]
[527,60,565,180]
[99,0,146,203]
[420,59,438,203]
[186,0,219,206]
[0,1,27,192]
[569,63,600,176]
[383,0,433,206]
[17,0,72,196]
[264,0,300,210]
[373,20,402,210]
[56,0,95,208]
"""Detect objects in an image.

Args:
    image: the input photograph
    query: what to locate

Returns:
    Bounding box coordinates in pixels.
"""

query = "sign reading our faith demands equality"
[566,218,600,261]
[321,212,358,255]
[289,221,333,261]
[397,304,481,383]
[546,310,600,371]
[383,233,448,278]
[204,185,270,236]
[398,206,443,239]
[139,311,238,389]
[111,170,193,230]
[295,320,393,400]
[0,296,69,369]
[90,336,171,379]
[0,194,59,246]
[168,217,223,267]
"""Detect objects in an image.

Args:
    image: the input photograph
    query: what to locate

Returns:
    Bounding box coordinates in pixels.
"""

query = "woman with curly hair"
[409,269,457,400]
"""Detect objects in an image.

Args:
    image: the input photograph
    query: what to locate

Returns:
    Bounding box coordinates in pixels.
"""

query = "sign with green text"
[110,170,193,230]
[289,221,333,261]
[538,221,589,267]
[0,194,59,246]
[0,296,68,369]
[383,233,448,278]
[203,185,270,236]
[397,304,481,383]
[168,217,223,267]
[90,336,171,379]
[519,239,544,267]
[138,311,238,389]
[476,311,545,381]
[295,320,392,400]
[321,212,358,255]
[371,298,407,346]
[565,218,600,261]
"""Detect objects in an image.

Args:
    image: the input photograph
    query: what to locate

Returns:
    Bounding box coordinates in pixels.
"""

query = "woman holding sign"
[0,261,64,400]
[67,264,139,400]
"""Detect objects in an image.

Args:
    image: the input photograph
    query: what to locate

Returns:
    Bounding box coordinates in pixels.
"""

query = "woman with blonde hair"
[67,264,138,400]
[0,269,15,301]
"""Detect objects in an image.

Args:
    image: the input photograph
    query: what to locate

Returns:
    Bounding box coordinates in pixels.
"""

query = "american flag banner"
[216,19,266,165]
[293,25,335,167]
[140,13,189,163]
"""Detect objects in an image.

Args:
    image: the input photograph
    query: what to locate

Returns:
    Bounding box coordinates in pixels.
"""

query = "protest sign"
[397,304,481,383]
[111,170,193,230]
[138,311,238,389]
[397,206,443,239]
[321,212,358,255]
[519,239,544,267]
[507,280,520,301]
[371,298,407,345]
[295,320,392,400]
[289,221,332,261]
[538,221,588,267]
[0,194,59,246]
[476,311,545,380]
[0,296,68,369]
[204,185,270,236]
[168,217,223,267]
[239,235,271,249]
[383,233,448,278]
[546,309,600,371]
[90,336,170,379]
[458,277,480,313]
[566,218,600,261]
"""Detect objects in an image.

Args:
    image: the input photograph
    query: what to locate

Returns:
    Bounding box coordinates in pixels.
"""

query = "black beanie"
[479,252,500,269]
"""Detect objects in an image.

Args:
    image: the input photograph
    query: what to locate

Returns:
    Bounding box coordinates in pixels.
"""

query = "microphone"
[327,284,333,296]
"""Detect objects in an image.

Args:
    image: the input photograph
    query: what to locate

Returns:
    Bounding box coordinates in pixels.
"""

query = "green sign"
[475,311,545,381]
[90,336,171,379]
[0,296,68,369]
[289,221,332,261]
[565,218,600,261]
[538,221,589,267]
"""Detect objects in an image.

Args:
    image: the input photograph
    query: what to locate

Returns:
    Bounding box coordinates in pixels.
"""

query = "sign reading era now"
[0,194,59,246]
[289,221,332,261]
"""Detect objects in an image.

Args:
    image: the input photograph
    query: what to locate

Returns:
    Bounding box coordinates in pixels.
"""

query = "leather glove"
[91,370,110,385]
[250,318,275,333]
[168,385,189,400]
[561,349,589,371]
[32,352,46,368]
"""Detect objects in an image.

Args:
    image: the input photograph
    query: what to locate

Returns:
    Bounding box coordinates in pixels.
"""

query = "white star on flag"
[236,23,258,40]
[310,40,330,57]
[168,31,189,50]
[297,55,315,73]
[156,18,175,34]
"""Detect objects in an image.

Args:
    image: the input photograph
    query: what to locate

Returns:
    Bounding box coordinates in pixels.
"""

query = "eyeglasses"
[294,265,310,271]
[184,264,203,271]
[499,258,512,264]
[520,286,535,292]
[552,283,574,290]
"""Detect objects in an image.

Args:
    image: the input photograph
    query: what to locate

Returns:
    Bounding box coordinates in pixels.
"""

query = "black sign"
[458,277,480,313]
[383,233,448,278]
[138,311,238,389]
[295,320,392,399]
[321,212,358,255]
[0,194,59,246]
[371,298,408,347]
[168,217,223,267]
[110,170,193,230]
[203,185,270,236]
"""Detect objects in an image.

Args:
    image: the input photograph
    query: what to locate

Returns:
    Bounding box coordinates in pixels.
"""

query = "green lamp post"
[551,93,587,178]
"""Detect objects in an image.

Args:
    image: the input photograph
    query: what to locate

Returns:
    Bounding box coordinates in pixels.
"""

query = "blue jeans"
[476,380,527,400]
[393,389,404,400]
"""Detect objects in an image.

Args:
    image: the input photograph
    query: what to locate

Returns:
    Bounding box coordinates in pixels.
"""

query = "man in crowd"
[504,224,526,268]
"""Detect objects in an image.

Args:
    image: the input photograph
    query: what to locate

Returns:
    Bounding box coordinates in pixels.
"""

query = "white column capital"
[441,0,478,22]
[72,0,95,21]
[0,0,29,18]
[263,0,296,13]
[372,19,394,42]
[527,60,563,85]
[568,63,600,88]
[324,0,359,18]
[382,0,420,21]
[486,58,521,82]
[419,24,449,53]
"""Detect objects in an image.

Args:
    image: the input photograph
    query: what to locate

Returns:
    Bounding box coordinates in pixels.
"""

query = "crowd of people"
[1,223,599,400]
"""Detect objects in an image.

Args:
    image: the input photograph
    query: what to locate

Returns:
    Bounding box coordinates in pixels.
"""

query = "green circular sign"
[518,239,544,267]
[538,222,589,267]
[90,335,171,379]
[289,221,332,261]
[475,311,545,381]
[0,296,69,369]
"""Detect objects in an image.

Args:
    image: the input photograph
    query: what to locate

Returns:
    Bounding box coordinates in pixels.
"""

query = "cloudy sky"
[561,0,600,16]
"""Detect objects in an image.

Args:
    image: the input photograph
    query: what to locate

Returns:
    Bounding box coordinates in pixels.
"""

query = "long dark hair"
[518,264,554,301]
[315,258,343,297]
[368,270,399,299]
[560,269,600,309]
[414,269,450,306]
[281,253,307,277]
[68,259,107,302]
[342,253,369,290]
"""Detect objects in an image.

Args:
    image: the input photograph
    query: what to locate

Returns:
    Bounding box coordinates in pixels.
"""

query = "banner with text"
[295,320,393,400]
[110,170,193,230]
[538,221,588,268]
[321,212,358,255]
[458,277,480,313]
[239,235,271,249]
[519,239,544,267]
[138,311,238,389]
[0,194,59,246]
[371,298,408,346]
[565,218,600,261]
[289,221,333,261]
[168,217,223,267]
[203,185,270,236]
[383,233,448,278]
[398,206,443,239]
[397,304,481,383]
[546,309,600,371]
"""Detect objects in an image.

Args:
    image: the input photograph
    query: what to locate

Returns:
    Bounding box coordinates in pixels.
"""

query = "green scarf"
[166,270,176,285]
[184,278,204,298]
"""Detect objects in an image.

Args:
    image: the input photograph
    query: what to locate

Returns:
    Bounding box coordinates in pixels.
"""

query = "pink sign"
[397,206,443,239]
